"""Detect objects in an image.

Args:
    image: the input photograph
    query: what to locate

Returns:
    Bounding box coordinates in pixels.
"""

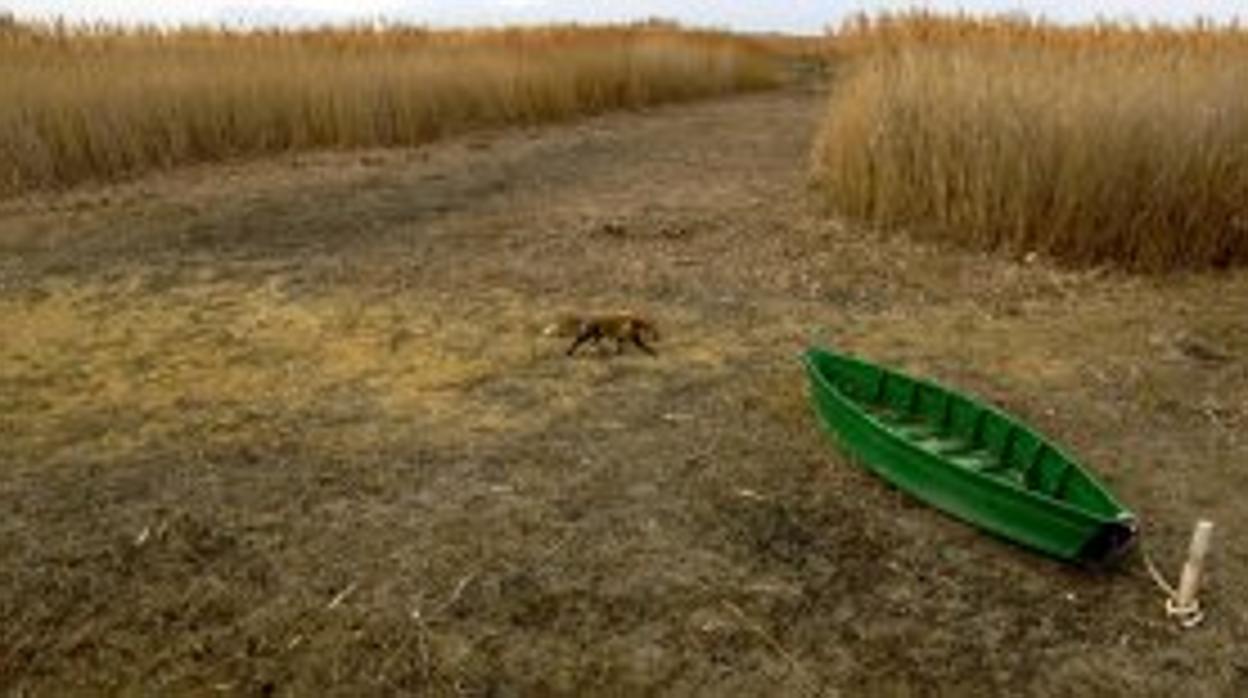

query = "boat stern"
[1077,514,1138,567]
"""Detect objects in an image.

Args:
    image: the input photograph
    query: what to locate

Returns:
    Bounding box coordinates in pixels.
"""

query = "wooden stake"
[1165,519,1214,628]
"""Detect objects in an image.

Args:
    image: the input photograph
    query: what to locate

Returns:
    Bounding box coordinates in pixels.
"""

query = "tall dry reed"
[0,21,780,196]
[814,14,1248,271]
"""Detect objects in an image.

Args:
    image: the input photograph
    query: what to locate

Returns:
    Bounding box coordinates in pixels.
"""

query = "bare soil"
[2,84,1247,697]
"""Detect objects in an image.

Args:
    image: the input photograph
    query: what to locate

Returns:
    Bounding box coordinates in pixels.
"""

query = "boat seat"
[866,406,923,426]
[948,449,1000,472]
[916,435,970,455]
[894,423,940,440]
[863,405,897,419]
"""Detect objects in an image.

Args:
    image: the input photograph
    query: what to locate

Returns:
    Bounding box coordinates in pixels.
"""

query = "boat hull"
[803,347,1135,564]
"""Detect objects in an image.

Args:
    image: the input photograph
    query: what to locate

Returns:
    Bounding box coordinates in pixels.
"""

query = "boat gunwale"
[802,348,1135,527]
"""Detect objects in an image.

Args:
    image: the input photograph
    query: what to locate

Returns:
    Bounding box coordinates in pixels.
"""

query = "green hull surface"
[803,347,1136,564]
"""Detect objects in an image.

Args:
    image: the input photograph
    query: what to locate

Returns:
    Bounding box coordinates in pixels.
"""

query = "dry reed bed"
[0,22,780,196]
[813,14,1248,271]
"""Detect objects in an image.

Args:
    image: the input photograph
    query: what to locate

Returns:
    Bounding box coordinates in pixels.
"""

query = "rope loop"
[1138,532,1206,629]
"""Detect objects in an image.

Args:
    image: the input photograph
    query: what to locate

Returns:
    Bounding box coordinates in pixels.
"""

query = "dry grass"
[0,20,780,196]
[813,13,1248,272]
[3,85,1247,694]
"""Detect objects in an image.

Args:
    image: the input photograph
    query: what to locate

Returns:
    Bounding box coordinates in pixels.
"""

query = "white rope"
[1139,543,1177,599]
[1138,533,1205,629]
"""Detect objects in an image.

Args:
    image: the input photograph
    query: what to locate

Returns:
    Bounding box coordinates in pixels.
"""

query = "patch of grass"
[812,13,1248,272]
[0,20,780,196]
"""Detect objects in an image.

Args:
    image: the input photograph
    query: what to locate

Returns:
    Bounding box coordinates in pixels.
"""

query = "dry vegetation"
[3,40,1248,695]
[0,19,780,196]
[813,13,1248,271]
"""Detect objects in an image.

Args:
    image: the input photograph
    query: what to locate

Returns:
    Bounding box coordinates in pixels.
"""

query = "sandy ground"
[2,83,1247,696]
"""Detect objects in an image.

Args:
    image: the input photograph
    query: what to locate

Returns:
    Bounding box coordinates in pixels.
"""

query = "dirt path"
[3,85,1247,696]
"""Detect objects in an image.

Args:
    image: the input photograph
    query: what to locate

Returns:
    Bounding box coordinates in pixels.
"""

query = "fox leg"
[566,326,602,356]
[631,333,657,356]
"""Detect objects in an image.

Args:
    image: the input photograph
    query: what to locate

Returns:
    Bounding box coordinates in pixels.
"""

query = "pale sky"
[2,1,1244,34]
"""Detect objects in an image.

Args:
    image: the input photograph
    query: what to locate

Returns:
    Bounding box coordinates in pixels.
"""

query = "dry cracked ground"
[2,83,1247,696]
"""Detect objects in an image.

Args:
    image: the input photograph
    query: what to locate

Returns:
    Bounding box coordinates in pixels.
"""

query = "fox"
[543,312,660,356]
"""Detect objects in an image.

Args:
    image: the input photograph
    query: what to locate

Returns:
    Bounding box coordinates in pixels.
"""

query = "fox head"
[542,315,584,337]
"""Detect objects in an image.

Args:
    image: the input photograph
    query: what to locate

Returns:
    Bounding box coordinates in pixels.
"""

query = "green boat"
[802,346,1136,565]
